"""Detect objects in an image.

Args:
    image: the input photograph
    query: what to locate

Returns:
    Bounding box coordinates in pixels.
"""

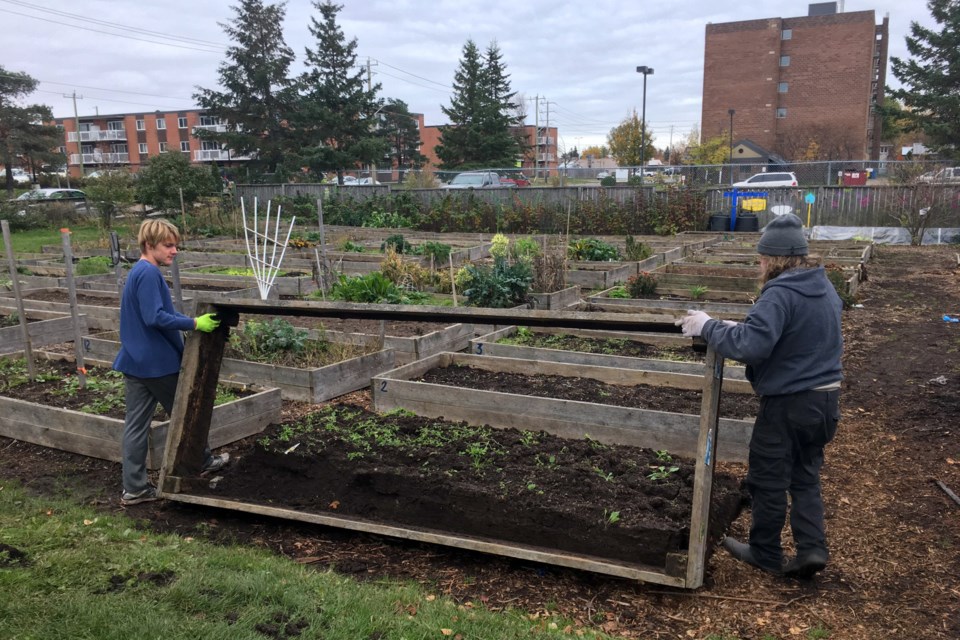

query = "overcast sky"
[0,0,936,154]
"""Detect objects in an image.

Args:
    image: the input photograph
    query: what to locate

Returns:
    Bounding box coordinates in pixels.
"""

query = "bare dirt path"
[1,244,958,639]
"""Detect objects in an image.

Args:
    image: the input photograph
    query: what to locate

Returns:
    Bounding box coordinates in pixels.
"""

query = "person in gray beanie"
[676,213,842,579]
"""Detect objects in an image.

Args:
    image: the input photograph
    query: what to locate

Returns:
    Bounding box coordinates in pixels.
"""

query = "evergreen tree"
[376,99,426,175]
[436,40,520,170]
[291,1,385,183]
[193,0,296,179]
[0,67,59,193]
[889,0,960,160]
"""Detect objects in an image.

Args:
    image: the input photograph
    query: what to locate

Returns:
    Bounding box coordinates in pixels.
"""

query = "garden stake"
[1,220,35,380]
[241,198,297,300]
[59,228,86,389]
[934,479,960,508]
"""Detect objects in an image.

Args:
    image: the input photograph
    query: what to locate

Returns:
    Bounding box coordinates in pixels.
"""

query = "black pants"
[747,389,840,567]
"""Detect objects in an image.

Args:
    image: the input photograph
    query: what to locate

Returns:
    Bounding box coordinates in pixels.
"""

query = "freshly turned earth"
[195,404,744,568]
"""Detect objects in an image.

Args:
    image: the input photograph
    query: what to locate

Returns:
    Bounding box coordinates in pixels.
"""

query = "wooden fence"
[234,183,960,229]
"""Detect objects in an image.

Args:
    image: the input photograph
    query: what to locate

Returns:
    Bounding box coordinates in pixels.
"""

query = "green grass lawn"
[0,482,613,640]
[2,222,136,255]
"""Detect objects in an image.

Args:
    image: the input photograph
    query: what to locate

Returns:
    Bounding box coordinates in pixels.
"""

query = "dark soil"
[196,405,743,568]
[1,245,958,639]
[21,290,120,305]
[500,331,703,362]
[285,316,455,338]
[418,365,758,419]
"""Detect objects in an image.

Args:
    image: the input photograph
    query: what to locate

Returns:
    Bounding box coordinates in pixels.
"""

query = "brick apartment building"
[52,108,558,180]
[52,109,248,179]
[420,124,559,177]
[701,2,888,162]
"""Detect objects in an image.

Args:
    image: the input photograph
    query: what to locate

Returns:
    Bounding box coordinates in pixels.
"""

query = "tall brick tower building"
[701,3,888,161]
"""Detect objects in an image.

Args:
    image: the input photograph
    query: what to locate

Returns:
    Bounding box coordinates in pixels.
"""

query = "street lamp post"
[728,108,735,185]
[636,66,654,187]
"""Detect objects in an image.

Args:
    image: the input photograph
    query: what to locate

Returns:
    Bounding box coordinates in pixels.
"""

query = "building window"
[781,29,792,40]
[113,143,128,154]
[780,55,790,67]
[136,119,145,131]
[107,121,124,131]
[59,146,67,154]
[180,141,190,152]
[776,108,787,118]
[159,142,168,153]
[199,115,222,126]
[156,119,166,130]
[138,143,148,154]
[778,82,788,93]
[178,117,188,129]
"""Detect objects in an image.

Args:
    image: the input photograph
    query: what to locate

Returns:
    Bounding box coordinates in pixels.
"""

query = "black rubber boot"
[782,549,828,579]
[722,537,783,576]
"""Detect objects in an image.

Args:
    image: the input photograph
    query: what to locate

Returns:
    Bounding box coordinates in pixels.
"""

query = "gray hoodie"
[701,266,843,396]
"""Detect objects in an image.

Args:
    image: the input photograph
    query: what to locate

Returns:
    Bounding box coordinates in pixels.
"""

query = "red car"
[499,173,530,187]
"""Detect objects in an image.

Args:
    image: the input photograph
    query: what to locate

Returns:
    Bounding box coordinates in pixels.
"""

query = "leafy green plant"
[509,237,542,263]
[568,237,621,261]
[380,234,412,254]
[416,241,452,264]
[489,233,509,260]
[647,465,680,481]
[626,271,658,298]
[655,450,673,462]
[229,318,308,362]
[607,285,630,299]
[624,236,653,261]
[593,467,615,482]
[603,509,621,525]
[688,285,709,300]
[339,240,365,252]
[463,258,533,308]
[75,256,112,276]
[363,210,413,229]
[825,265,856,308]
[600,175,617,187]
[328,272,428,305]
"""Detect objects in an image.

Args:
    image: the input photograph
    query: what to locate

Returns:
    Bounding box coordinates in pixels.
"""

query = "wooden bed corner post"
[159,304,238,494]
[684,345,724,588]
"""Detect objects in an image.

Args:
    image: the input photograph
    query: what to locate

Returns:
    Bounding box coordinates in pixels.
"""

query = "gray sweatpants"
[121,374,211,494]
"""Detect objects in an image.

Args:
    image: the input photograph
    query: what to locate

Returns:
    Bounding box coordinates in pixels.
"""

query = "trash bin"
[841,169,867,186]
[734,214,759,232]
[708,214,730,231]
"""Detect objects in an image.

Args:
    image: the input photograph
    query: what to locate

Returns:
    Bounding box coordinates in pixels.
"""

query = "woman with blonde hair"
[677,213,843,579]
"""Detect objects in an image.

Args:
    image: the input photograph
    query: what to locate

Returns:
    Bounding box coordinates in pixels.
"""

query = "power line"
[0,0,227,48]
[370,57,450,90]
[0,6,224,53]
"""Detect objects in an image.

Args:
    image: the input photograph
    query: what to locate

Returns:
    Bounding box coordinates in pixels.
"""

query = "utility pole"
[544,101,557,180]
[64,92,85,178]
[367,58,379,183]
[533,95,539,181]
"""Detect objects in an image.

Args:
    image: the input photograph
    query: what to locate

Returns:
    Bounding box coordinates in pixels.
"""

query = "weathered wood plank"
[164,492,686,586]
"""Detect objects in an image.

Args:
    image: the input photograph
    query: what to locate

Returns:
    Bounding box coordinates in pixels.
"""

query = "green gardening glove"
[194,313,221,333]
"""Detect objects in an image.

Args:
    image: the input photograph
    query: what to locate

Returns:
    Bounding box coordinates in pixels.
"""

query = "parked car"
[442,171,507,189]
[14,188,87,202]
[596,171,611,180]
[357,177,379,185]
[917,167,960,184]
[732,171,799,188]
[339,176,359,185]
[499,172,530,187]
[8,169,31,184]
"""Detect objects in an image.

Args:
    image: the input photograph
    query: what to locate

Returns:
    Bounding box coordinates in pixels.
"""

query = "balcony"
[193,149,252,162]
[192,124,228,134]
[536,136,555,146]
[69,152,130,165]
[67,130,127,142]
[537,153,556,162]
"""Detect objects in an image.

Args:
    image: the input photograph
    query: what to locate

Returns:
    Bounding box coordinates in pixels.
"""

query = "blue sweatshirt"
[700,266,843,396]
[113,260,195,378]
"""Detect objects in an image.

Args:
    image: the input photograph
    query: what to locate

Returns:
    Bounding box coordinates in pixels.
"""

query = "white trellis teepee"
[241,198,296,300]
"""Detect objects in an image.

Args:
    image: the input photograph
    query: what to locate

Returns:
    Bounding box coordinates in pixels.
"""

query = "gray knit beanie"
[757,213,808,256]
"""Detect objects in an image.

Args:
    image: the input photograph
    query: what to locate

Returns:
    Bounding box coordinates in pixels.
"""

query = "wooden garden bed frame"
[469,325,752,393]
[159,299,733,588]
[0,383,280,469]
[0,312,87,355]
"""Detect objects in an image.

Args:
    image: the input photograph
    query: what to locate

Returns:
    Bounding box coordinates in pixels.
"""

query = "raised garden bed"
[372,352,755,463]
[0,288,128,330]
[190,403,744,574]
[0,358,280,468]
[470,325,751,393]
[79,329,396,403]
[0,311,87,355]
